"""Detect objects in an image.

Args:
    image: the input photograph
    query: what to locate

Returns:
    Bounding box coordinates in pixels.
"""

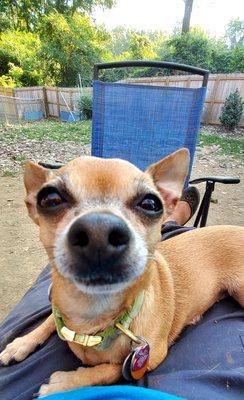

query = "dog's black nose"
[67,212,131,272]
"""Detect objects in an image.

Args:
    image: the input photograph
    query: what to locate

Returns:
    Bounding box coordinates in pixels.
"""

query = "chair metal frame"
[93,60,209,87]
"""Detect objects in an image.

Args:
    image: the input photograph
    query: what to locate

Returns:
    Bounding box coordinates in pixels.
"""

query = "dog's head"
[24,149,189,295]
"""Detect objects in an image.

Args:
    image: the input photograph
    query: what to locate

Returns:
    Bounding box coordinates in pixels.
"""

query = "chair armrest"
[190,176,240,185]
[191,176,240,228]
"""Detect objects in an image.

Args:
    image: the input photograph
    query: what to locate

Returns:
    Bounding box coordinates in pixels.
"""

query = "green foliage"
[225,18,244,49]
[229,44,244,73]
[161,28,213,70]
[0,8,243,88]
[104,28,167,82]
[7,63,24,87]
[109,27,166,60]
[0,12,12,33]
[219,89,243,131]
[209,39,233,73]
[0,0,115,32]
[0,74,16,87]
[109,26,131,56]
[0,30,43,86]
[129,31,156,60]
[39,12,110,86]
[78,94,93,120]
[157,26,244,74]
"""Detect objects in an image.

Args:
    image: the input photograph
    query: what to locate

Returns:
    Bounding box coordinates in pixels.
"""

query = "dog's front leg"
[0,314,55,365]
[38,363,122,396]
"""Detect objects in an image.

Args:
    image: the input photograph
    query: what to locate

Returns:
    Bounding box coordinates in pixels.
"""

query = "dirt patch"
[0,140,90,175]
[0,177,45,319]
[201,123,244,138]
[0,146,243,321]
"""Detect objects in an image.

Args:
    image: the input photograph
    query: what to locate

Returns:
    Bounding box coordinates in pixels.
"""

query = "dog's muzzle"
[67,212,132,284]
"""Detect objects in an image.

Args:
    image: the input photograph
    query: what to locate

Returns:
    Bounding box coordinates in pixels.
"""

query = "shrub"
[219,89,243,130]
[78,94,92,120]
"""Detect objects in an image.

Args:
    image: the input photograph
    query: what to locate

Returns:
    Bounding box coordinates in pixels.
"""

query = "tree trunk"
[182,0,194,34]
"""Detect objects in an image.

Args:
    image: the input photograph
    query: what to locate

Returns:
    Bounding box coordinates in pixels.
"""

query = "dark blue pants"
[0,227,243,400]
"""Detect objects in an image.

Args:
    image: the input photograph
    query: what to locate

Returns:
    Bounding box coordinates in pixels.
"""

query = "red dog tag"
[122,337,150,381]
[130,341,150,380]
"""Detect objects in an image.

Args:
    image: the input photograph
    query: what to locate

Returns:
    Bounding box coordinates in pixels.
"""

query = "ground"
[0,121,243,320]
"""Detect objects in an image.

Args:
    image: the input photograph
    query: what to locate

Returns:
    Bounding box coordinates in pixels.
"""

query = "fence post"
[2,96,8,124]
[42,86,49,118]
[186,76,191,88]
[56,87,60,118]
[209,75,221,124]
[13,88,20,123]
[70,89,74,111]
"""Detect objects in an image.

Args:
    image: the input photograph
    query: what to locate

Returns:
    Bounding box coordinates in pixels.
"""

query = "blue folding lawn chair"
[92,61,207,176]
[0,61,242,400]
[92,60,240,227]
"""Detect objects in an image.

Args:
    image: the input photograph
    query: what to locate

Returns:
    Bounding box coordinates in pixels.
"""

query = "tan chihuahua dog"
[0,148,243,397]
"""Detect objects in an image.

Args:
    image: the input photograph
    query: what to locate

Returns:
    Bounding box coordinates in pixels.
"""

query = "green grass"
[198,132,244,161]
[1,119,243,162]
[10,154,27,161]
[2,169,15,177]
[0,119,92,144]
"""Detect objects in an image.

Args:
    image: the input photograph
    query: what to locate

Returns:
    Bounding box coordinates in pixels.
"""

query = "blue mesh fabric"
[92,81,206,183]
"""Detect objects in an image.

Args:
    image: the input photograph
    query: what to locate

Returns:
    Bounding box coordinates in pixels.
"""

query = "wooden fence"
[0,73,243,126]
[14,86,91,118]
[123,73,244,126]
[0,95,45,124]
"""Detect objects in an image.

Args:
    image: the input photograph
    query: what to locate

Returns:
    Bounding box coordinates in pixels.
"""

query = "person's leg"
[161,187,200,241]
[0,266,81,400]
[163,201,192,226]
[163,187,200,226]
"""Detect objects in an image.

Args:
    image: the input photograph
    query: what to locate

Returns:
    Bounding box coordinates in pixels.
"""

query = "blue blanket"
[42,386,184,400]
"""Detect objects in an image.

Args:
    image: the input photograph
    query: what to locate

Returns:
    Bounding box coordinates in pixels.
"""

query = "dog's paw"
[38,369,86,396]
[0,336,38,365]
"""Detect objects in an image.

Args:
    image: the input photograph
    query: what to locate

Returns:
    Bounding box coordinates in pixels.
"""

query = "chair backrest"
[92,61,208,184]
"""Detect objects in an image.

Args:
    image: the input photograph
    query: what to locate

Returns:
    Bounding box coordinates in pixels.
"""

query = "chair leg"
[193,181,215,228]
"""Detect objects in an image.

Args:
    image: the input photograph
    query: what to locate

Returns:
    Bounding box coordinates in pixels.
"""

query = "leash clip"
[115,322,142,344]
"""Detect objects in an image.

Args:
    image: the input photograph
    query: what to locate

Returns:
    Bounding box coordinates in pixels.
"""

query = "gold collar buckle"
[61,326,102,346]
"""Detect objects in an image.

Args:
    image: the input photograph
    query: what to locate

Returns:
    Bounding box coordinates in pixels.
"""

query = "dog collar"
[52,290,144,351]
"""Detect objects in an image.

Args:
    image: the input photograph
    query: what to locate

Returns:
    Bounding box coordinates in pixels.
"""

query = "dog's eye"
[136,194,163,215]
[37,187,65,209]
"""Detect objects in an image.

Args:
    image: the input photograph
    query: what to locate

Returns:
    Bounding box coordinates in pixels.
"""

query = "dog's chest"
[68,335,130,366]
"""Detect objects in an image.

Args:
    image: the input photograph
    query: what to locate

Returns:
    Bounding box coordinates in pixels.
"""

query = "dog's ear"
[146,148,190,216]
[24,161,50,225]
